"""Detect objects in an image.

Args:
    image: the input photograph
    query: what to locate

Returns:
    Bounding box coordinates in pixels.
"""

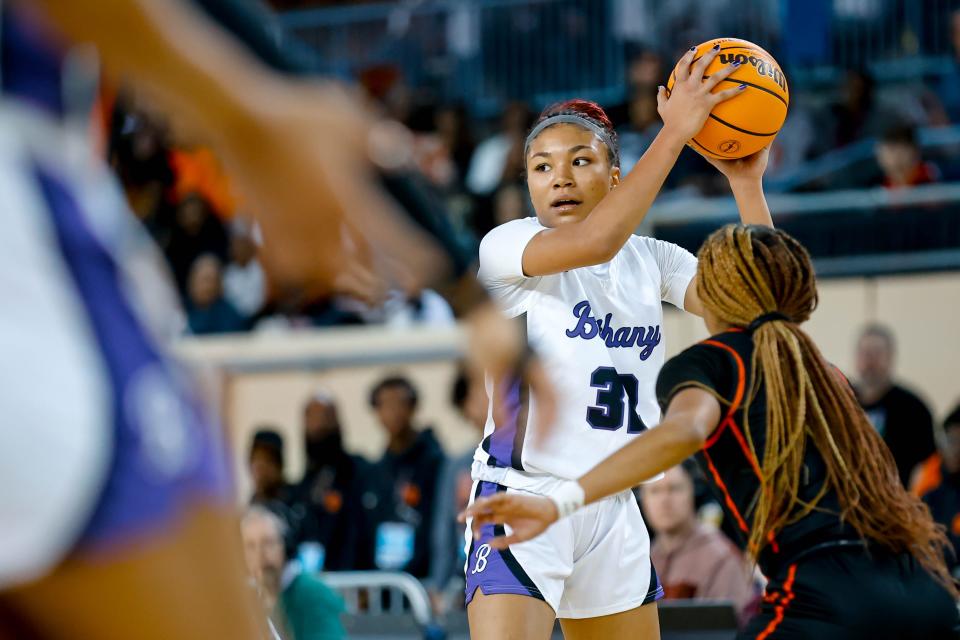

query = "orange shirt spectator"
[169,146,239,219]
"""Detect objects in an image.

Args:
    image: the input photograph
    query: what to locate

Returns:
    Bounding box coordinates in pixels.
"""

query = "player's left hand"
[459,494,558,549]
[694,145,771,184]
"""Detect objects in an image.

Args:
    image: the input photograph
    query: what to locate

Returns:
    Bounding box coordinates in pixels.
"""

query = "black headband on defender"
[747,311,790,332]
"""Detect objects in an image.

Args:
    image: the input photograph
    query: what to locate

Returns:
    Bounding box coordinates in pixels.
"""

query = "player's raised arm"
[680,145,774,316]
[517,46,746,277]
[697,146,775,227]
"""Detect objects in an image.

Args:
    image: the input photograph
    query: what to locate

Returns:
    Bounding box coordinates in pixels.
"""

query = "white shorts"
[464,464,663,619]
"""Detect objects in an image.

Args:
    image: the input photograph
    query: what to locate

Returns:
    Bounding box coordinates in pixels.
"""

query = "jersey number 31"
[586,367,648,433]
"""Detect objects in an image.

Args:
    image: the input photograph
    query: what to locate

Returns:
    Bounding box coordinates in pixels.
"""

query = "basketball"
[666,37,789,159]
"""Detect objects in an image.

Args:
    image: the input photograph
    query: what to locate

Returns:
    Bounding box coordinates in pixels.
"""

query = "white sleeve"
[477,219,544,317]
[650,238,697,310]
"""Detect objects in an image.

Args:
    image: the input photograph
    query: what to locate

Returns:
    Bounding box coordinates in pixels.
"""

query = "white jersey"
[474,216,696,481]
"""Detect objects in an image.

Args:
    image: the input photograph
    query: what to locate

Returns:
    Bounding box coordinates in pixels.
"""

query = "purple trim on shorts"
[485,380,520,466]
[465,481,544,606]
[481,375,531,471]
[34,164,232,552]
[644,559,664,605]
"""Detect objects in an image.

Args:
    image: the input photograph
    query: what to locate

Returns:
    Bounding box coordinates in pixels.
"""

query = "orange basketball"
[666,37,789,159]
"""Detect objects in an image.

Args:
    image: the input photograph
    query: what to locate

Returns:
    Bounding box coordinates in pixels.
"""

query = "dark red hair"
[530,99,620,167]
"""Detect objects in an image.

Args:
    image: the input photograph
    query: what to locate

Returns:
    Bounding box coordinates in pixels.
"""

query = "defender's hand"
[459,494,559,550]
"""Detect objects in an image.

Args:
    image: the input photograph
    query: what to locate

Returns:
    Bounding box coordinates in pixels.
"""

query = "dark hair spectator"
[293,390,385,572]
[617,89,663,175]
[828,68,911,149]
[108,98,175,231]
[855,323,937,487]
[875,124,940,189]
[435,103,476,192]
[249,429,290,504]
[369,375,419,411]
[166,193,228,292]
[465,101,533,197]
[370,374,445,579]
[185,254,247,335]
[248,428,310,555]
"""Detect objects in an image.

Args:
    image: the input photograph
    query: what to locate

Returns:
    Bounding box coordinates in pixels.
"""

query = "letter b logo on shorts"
[472,544,492,574]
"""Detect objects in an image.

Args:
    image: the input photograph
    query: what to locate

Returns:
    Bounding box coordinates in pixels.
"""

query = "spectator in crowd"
[435,103,476,192]
[617,89,663,175]
[185,254,247,335]
[380,289,456,328]
[465,101,532,197]
[492,183,528,227]
[407,101,459,192]
[108,98,175,231]
[249,429,310,554]
[168,144,239,221]
[428,366,488,613]
[626,48,665,95]
[358,63,412,124]
[166,192,228,291]
[828,69,899,148]
[608,48,665,127]
[854,324,936,487]
[249,429,296,507]
[294,390,382,571]
[875,124,940,189]
[765,96,816,178]
[934,9,960,124]
[241,505,346,640]
[371,376,445,580]
[223,218,266,319]
[921,406,960,577]
[641,461,756,624]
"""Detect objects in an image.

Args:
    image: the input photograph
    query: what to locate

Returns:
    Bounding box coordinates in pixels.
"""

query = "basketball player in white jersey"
[0,1,542,638]
[465,46,775,640]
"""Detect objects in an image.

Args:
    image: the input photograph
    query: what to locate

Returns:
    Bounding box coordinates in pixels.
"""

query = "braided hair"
[696,224,956,595]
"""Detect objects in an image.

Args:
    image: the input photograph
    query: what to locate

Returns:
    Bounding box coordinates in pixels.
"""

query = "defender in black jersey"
[656,330,958,639]
[465,225,959,639]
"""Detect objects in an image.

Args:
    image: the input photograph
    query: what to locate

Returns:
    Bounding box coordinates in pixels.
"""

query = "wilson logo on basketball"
[719,140,741,154]
[668,38,789,161]
[718,53,786,91]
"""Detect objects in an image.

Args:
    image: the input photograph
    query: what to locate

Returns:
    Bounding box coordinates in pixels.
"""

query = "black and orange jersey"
[656,329,858,576]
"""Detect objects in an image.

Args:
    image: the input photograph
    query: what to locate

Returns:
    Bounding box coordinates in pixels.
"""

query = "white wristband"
[549,480,585,519]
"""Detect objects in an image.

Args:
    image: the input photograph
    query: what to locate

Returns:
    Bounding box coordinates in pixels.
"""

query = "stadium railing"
[316,568,739,640]
[320,571,436,637]
[647,181,960,278]
[278,0,959,113]
[175,324,464,373]
[766,125,960,193]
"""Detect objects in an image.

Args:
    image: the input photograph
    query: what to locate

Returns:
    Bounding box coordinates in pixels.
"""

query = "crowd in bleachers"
[236,325,960,634]
[108,7,960,335]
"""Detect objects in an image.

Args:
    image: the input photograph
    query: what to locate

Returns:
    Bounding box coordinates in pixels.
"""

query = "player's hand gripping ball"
[666,38,788,159]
